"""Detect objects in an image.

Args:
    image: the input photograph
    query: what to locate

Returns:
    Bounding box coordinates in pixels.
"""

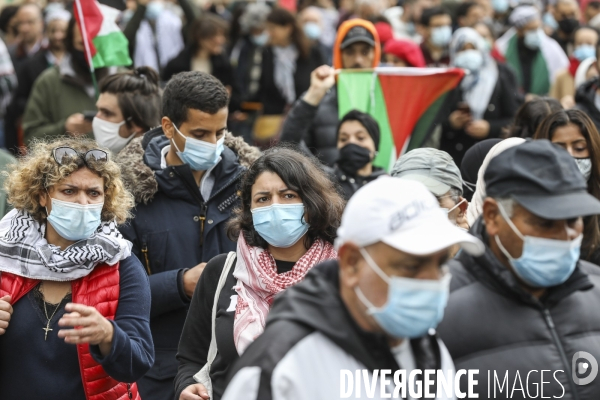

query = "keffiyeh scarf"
[233,233,337,354]
[0,209,132,281]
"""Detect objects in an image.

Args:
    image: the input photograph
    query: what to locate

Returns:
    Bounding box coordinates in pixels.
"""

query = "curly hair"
[5,137,134,224]
[227,146,345,248]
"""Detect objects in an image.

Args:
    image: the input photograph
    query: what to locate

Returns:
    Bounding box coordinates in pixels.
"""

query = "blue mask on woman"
[47,198,103,241]
[355,248,451,339]
[492,0,509,13]
[454,49,484,72]
[494,203,582,288]
[252,203,309,248]
[573,45,596,62]
[251,32,269,47]
[172,124,225,171]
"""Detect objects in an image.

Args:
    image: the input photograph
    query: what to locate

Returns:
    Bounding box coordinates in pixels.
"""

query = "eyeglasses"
[52,147,109,167]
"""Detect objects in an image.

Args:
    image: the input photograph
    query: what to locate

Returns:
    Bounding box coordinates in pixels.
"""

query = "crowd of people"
[1,0,600,399]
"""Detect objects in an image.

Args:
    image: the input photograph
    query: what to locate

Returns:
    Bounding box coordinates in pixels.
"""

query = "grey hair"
[495,197,516,217]
[438,188,462,204]
[239,3,271,34]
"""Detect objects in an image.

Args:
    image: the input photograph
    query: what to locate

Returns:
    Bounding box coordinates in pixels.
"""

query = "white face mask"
[92,117,135,155]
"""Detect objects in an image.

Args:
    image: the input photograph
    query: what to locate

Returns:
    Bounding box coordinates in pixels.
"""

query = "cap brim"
[381,214,485,257]
[514,191,600,220]
[399,174,451,197]
[341,36,375,49]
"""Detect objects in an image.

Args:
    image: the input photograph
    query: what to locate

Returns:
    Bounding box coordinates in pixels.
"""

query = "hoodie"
[279,19,381,166]
[221,260,454,400]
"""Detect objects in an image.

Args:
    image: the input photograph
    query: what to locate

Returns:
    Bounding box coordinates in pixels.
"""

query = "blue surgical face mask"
[492,0,509,14]
[252,203,309,248]
[494,203,582,288]
[453,49,484,72]
[573,44,596,62]
[524,29,542,50]
[146,1,164,21]
[543,12,559,30]
[47,197,104,242]
[355,248,451,339]
[172,124,225,171]
[303,22,322,40]
[251,31,269,47]
[431,25,452,47]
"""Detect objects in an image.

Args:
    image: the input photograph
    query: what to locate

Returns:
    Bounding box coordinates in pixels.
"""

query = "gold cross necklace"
[40,283,63,341]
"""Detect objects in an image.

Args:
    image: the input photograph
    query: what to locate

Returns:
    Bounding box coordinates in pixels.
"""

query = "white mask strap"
[359,247,391,284]
[446,198,467,214]
[496,201,525,241]
[171,123,185,153]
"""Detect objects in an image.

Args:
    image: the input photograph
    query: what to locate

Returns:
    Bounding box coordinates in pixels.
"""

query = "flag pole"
[74,0,99,99]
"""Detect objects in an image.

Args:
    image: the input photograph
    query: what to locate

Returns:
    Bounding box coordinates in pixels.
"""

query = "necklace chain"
[40,283,67,341]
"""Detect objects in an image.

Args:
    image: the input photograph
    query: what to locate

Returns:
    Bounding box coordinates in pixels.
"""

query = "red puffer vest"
[0,263,141,400]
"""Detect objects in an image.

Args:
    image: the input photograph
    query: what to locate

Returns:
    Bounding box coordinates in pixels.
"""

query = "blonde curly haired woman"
[0,138,154,400]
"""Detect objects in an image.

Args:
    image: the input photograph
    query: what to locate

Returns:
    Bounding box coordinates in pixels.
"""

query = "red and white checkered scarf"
[233,233,337,354]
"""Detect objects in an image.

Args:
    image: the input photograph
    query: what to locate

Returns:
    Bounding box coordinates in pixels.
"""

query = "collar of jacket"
[575,76,600,109]
[458,217,594,308]
[115,126,261,204]
[266,259,442,373]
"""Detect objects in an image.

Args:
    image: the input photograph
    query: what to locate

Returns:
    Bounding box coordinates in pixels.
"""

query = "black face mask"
[558,17,579,35]
[337,143,373,175]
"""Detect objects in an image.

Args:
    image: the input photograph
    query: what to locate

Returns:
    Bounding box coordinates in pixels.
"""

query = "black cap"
[341,26,375,49]
[484,140,600,219]
[337,109,381,149]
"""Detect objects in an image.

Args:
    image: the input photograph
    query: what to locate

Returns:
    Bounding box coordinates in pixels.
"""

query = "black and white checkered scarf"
[0,209,132,281]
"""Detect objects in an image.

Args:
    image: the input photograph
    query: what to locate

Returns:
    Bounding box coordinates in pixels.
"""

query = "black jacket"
[222,260,453,400]
[440,62,522,165]
[116,129,259,400]
[161,47,240,112]
[279,87,339,166]
[175,253,296,400]
[575,77,600,132]
[259,45,324,115]
[325,164,387,200]
[4,49,51,151]
[438,218,600,399]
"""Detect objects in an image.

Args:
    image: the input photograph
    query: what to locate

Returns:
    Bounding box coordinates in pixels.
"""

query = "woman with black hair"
[534,109,600,265]
[259,8,324,116]
[327,109,387,200]
[507,97,562,138]
[174,147,344,400]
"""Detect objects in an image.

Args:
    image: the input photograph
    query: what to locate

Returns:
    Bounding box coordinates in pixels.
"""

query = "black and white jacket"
[221,260,455,400]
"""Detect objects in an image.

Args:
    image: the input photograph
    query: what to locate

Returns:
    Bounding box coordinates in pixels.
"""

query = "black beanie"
[336,109,381,150]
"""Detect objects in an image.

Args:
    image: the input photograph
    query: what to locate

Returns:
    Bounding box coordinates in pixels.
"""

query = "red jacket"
[0,263,141,400]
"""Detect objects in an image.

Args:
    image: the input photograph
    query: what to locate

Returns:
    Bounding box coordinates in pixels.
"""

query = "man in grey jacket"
[438,140,600,399]
[279,19,381,166]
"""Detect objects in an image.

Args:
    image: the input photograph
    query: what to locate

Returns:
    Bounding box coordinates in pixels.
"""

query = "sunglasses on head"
[52,147,109,167]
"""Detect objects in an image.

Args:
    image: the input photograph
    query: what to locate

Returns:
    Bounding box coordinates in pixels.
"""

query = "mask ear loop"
[494,202,525,261]
[171,123,186,153]
[359,247,391,284]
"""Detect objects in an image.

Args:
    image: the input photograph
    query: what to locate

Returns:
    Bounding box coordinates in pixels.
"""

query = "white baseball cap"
[336,176,485,256]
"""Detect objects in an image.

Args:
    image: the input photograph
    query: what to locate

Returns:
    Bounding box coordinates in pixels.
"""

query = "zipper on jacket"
[141,241,151,276]
[198,203,207,247]
[127,383,133,399]
[543,309,580,400]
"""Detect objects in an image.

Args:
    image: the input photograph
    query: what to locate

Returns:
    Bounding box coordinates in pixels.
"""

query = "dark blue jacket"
[116,128,260,400]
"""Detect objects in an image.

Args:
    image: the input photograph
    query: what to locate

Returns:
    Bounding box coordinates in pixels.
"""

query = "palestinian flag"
[338,67,464,171]
[74,0,132,69]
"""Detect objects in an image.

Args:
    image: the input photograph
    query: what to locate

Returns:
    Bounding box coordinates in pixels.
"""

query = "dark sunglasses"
[52,147,109,166]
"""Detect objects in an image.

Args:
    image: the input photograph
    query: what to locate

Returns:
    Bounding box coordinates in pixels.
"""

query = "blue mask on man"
[252,203,309,248]
[47,198,103,241]
[454,49,484,72]
[431,25,452,47]
[573,44,596,62]
[355,248,451,339]
[494,203,582,288]
[172,124,224,171]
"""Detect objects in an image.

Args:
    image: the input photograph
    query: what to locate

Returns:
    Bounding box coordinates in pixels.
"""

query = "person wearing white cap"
[495,5,568,96]
[219,177,484,400]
